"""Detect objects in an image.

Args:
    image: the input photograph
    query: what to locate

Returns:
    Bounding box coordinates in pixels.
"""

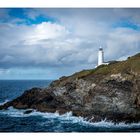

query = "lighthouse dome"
[99,47,103,51]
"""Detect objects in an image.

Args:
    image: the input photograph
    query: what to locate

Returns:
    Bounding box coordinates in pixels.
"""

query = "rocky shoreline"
[0,53,140,123]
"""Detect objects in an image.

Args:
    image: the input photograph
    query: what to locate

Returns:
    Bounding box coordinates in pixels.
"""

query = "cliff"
[1,53,140,123]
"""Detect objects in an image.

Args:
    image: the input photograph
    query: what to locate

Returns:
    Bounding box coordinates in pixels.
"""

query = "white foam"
[0,99,10,105]
[0,107,140,129]
[0,107,28,117]
[80,119,140,129]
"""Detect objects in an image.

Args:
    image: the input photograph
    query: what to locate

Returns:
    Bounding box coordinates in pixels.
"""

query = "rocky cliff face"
[1,53,140,123]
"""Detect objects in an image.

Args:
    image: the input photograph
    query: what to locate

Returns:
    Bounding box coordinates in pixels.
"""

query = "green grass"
[54,52,140,86]
[73,52,140,79]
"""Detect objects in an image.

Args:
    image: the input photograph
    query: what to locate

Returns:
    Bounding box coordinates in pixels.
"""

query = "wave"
[0,106,27,117]
[0,99,10,105]
[0,106,140,129]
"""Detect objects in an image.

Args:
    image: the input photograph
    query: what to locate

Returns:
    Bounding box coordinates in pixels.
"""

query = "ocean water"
[0,80,140,132]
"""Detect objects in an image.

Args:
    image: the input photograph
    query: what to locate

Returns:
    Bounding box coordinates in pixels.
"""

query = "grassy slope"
[73,52,140,78]
[52,53,140,86]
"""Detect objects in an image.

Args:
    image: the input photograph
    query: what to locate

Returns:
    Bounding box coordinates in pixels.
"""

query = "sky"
[0,8,140,80]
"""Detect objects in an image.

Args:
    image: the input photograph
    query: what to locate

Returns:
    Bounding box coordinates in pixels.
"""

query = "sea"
[0,80,140,132]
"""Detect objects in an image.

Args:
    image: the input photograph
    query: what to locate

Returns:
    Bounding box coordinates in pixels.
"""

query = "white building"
[97,47,109,66]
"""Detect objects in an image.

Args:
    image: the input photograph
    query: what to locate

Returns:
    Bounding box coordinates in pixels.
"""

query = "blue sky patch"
[113,19,140,30]
[5,8,57,25]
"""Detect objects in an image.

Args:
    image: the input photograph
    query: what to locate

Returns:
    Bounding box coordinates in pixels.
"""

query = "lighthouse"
[98,47,104,66]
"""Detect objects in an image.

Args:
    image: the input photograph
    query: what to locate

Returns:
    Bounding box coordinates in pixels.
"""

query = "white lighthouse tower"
[98,46,104,66]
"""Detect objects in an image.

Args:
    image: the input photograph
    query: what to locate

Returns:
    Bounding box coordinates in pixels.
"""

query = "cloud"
[0,8,140,79]
[105,28,140,61]
[0,20,99,70]
[0,22,69,67]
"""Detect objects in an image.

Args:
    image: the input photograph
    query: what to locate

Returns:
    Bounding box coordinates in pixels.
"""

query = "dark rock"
[24,109,34,114]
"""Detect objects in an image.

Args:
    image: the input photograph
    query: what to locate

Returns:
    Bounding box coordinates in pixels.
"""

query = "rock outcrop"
[0,53,140,123]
